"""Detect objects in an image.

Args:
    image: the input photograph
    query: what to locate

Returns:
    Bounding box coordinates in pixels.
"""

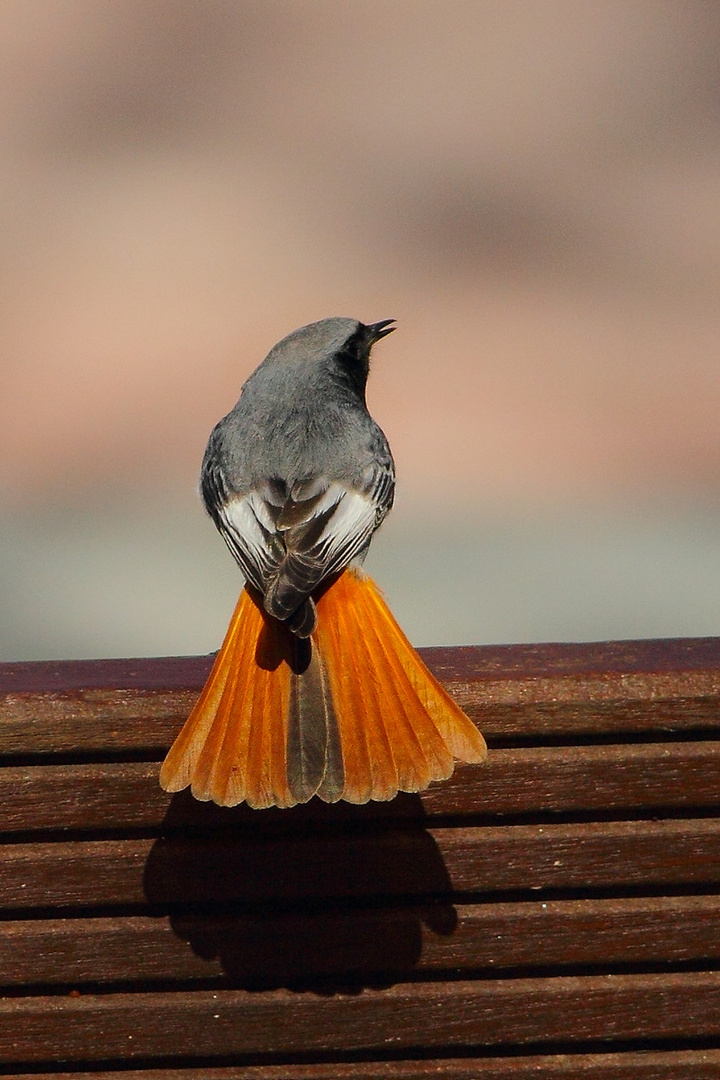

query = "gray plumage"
[200,317,396,639]
[158,315,486,808]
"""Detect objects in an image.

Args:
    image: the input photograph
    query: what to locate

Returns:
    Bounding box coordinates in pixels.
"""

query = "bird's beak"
[366,319,396,342]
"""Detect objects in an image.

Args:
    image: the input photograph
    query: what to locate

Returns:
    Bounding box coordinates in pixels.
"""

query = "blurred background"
[2,0,720,660]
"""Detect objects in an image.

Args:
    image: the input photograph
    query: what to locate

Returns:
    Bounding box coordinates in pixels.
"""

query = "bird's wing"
[204,466,394,617]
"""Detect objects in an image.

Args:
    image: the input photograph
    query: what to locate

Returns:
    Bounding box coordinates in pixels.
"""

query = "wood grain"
[1,973,720,1061]
[4,691,719,756]
[2,642,719,1076]
[3,640,720,757]
[2,742,719,834]
[4,1049,720,1079]
[1,819,720,910]
[2,895,719,986]
[5,638,720,694]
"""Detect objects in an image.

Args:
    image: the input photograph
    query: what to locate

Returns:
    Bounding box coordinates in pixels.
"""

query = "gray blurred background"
[2,0,720,660]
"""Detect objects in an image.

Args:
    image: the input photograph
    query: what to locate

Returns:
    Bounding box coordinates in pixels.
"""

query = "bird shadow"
[142,791,457,994]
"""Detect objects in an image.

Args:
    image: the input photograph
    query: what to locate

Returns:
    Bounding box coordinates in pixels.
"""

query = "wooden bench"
[1,638,719,1078]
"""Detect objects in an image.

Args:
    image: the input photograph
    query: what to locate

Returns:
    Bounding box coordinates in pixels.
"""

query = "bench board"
[1,640,719,1077]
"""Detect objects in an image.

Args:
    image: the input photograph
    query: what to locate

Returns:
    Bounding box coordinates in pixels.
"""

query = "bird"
[159,317,487,808]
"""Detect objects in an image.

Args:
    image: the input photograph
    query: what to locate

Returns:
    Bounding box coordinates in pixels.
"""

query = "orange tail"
[159,568,487,808]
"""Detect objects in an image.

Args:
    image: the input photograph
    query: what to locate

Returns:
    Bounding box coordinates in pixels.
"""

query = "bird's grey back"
[207,318,391,496]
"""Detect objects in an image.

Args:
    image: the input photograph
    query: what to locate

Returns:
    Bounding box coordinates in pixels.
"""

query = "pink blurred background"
[2,0,720,659]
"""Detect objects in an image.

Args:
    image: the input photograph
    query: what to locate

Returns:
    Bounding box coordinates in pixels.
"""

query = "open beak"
[366,319,396,342]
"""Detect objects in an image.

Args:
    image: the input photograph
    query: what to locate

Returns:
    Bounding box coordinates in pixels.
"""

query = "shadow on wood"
[142,790,457,992]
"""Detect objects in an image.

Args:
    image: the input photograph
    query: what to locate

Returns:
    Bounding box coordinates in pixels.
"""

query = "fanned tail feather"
[159,588,296,808]
[352,572,488,764]
[160,569,487,809]
[314,568,487,803]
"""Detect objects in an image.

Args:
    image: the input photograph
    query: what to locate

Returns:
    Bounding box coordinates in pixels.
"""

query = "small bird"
[160,318,487,808]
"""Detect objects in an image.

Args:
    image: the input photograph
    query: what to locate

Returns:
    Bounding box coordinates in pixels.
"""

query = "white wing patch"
[244,492,279,535]
[216,481,380,594]
[219,497,277,590]
[304,485,377,570]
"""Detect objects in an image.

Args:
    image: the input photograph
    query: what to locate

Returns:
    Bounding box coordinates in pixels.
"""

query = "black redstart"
[160,318,487,807]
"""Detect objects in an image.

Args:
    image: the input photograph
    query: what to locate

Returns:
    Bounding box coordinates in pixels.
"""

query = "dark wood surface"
[3,639,720,757]
[1,641,719,1078]
[3,1050,720,1080]
[2,740,720,832]
[2,973,720,1061]
[2,895,720,985]
[3,818,720,910]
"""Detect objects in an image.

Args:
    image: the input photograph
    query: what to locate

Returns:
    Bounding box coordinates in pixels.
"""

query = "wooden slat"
[6,638,720,693]
[2,645,719,1078]
[1,973,720,1061]
[2,895,719,986]
[5,1051,720,1080]
[4,1049,720,1079]
[3,639,720,757]
[2,742,719,834]
[424,741,720,814]
[0,688,194,757]
[4,690,719,756]
[1,819,719,910]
